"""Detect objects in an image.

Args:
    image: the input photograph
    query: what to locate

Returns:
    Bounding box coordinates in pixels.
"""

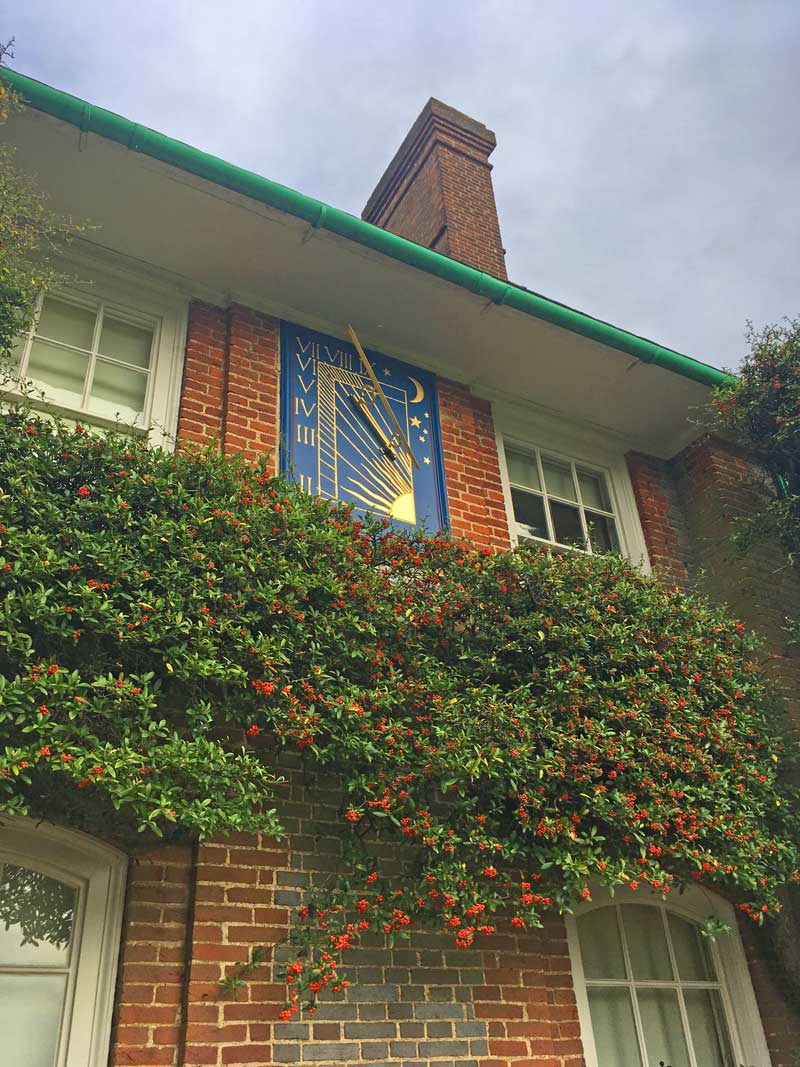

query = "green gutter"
[3,68,732,390]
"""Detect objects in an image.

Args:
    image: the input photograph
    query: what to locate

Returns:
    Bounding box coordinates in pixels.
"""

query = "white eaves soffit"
[6,106,710,458]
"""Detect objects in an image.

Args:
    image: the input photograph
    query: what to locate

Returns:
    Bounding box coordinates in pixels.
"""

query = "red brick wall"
[435,139,507,280]
[177,303,227,451]
[738,917,800,1067]
[110,845,193,1067]
[629,438,800,697]
[181,833,289,1067]
[626,451,690,587]
[107,762,581,1067]
[177,302,280,466]
[477,918,584,1066]
[669,436,800,717]
[367,148,447,256]
[438,379,511,549]
[221,306,281,462]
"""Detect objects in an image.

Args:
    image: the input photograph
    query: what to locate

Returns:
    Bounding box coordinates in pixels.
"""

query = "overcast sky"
[6,1,799,369]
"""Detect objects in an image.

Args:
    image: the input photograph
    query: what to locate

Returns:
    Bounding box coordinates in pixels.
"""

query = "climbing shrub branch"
[0,409,797,1014]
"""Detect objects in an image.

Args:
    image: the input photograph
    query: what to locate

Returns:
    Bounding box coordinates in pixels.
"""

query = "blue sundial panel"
[280,322,449,533]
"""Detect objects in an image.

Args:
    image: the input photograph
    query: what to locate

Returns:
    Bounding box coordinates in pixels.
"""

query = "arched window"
[566,886,772,1067]
[0,816,126,1067]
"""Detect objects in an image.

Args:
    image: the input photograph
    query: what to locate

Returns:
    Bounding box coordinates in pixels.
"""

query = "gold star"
[424,411,430,419]
[383,367,391,376]
[410,416,421,428]
[423,456,431,465]
[419,435,426,443]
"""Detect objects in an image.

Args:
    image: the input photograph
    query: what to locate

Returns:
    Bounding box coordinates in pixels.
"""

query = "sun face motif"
[317,363,417,524]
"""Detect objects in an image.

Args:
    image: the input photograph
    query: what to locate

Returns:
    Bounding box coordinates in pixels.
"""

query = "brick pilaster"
[625,451,691,588]
[673,436,800,724]
[177,301,280,467]
[738,916,800,1067]
[109,845,193,1067]
[182,833,289,1067]
[177,302,228,450]
[222,306,280,463]
[477,917,584,1066]
[437,380,510,549]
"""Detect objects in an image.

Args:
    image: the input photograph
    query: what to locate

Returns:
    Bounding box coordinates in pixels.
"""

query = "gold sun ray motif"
[316,362,417,525]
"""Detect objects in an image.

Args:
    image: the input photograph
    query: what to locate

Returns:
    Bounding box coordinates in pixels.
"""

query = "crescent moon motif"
[408,376,425,404]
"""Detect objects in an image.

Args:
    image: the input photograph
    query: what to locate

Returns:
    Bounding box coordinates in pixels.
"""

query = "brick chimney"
[362,98,507,280]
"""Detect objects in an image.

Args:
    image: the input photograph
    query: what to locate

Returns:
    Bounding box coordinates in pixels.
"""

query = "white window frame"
[565,884,772,1067]
[0,815,127,1067]
[6,268,186,449]
[493,406,651,571]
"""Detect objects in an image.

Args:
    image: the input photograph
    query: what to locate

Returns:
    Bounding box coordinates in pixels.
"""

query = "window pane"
[623,905,673,981]
[506,448,541,492]
[0,973,67,1067]
[668,913,715,981]
[578,468,612,512]
[637,988,690,1067]
[576,908,627,979]
[89,359,148,423]
[37,297,95,351]
[684,988,733,1067]
[542,458,577,501]
[99,315,153,369]
[0,864,76,967]
[586,513,620,554]
[511,488,548,539]
[27,340,89,410]
[8,335,27,372]
[586,987,641,1067]
[550,501,585,548]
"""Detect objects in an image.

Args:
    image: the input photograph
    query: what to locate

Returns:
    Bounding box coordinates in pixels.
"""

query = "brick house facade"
[3,71,800,1067]
[111,302,800,1067]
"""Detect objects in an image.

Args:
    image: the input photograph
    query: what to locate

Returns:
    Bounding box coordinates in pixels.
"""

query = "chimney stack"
[362,98,507,280]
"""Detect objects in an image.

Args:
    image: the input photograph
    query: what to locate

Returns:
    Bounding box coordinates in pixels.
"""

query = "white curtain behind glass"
[576,903,733,1067]
[0,862,79,1067]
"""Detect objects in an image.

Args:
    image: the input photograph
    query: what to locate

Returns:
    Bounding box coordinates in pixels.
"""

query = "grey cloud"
[7,0,800,368]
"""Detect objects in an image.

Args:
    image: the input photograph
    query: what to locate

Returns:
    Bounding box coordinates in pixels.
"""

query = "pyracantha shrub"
[711,317,800,636]
[1,408,798,1013]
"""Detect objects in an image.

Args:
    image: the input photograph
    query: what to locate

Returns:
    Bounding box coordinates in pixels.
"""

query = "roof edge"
[2,67,733,390]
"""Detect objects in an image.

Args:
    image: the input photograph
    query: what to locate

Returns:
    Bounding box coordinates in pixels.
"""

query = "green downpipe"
[3,68,734,390]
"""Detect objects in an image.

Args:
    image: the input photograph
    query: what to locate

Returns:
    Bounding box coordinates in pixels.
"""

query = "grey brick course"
[301,1041,360,1061]
[359,1042,390,1059]
[454,1021,485,1038]
[398,1022,425,1038]
[425,1021,453,1038]
[413,1003,464,1020]
[272,1044,302,1063]
[346,983,398,1002]
[418,1040,469,1058]
[255,762,495,1067]
[357,1003,387,1021]
[343,1023,396,1039]
[275,1022,310,1040]
[389,1040,418,1057]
